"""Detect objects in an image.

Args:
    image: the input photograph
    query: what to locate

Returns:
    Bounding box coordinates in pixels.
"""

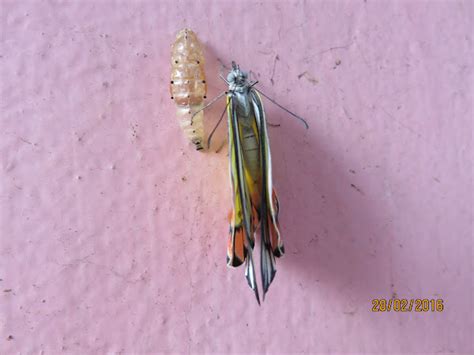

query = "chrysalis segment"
[170,29,207,150]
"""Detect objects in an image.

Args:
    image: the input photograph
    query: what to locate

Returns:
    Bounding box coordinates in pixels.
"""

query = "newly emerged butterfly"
[196,62,308,303]
[225,63,285,304]
[170,28,207,150]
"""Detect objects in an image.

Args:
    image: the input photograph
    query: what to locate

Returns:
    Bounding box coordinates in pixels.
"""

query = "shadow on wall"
[273,109,391,303]
[202,42,391,304]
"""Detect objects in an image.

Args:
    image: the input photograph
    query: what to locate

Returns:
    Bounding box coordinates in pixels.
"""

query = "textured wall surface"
[1,1,472,354]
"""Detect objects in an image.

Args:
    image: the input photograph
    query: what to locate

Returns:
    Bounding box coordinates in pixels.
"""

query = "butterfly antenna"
[256,89,309,129]
[207,101,229,149]
[191,91,227,125]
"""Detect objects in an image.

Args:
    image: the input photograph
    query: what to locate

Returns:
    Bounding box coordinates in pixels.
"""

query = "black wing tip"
[273,245,285,257]
[262,269,277,293]
[254,288,261,305]
[227,255,245,267]
[262,273,276,302]
[246,276,261,305]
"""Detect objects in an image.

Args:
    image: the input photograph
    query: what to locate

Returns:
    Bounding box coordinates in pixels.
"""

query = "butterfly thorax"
[227,71,253,119]
[227,64,262,200]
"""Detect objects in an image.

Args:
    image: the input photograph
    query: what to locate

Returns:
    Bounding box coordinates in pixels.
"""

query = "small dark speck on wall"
[350,183,365,195]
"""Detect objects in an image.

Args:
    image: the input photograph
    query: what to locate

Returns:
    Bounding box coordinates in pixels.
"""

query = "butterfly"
[193,62,308,303]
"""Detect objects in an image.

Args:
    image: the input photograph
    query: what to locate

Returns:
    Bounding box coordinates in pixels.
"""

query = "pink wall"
[1,1,472,354]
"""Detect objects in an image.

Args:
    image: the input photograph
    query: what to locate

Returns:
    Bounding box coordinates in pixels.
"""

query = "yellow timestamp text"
[372,298,444,312]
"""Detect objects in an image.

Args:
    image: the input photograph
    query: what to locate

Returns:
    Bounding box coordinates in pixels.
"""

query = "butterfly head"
[227,61,249,90]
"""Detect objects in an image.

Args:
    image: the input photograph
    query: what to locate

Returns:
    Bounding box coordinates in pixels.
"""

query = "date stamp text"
[372,299,444,312]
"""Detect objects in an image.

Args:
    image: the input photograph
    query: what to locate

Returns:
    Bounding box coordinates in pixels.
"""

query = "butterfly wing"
[250,89,285,298]
[226,89,285,303]
[227,95,260,304]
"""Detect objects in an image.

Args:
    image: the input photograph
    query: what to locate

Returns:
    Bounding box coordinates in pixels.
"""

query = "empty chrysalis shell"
[170,28,207,151]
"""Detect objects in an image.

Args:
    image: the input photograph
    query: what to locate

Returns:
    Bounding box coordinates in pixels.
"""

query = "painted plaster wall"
[1,0,472,354]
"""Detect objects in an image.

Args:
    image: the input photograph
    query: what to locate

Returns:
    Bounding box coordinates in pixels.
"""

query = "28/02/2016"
[372,298,445,312]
